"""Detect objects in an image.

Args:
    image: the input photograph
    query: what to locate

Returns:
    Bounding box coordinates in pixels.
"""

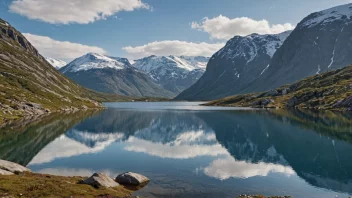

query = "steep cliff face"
[175,31,291,101]
[245,3,352,93]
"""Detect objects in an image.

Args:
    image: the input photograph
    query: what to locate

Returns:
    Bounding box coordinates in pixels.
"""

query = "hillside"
[61,53,175,98]
[0,18,129,123]
[206,65,352,111]
[243,3,352,93]
[175,31,291,101]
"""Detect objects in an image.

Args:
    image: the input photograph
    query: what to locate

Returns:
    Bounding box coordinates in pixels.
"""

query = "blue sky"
[1,0,351,62]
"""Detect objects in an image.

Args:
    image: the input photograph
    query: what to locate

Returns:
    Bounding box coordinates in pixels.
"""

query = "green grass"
[207,65,352,111]
[0,19,134,123]
[0,172,133,198]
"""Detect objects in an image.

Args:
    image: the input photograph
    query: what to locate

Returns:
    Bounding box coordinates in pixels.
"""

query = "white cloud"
[124,136,228,159]
[203,157,295,180]
[123,40,224,60]
[29,132,124,165]
[9,0,149,24]
[23,33,107,61]
[192,15,295,40]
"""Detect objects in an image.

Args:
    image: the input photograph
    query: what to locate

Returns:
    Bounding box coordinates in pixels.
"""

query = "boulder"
[265,89,279,97]
[0,159,31,174]
[0,169,14,175]
[252,98,274,106]
[115,172,150,185]
[282,88,290,95]
[82,173,119,188]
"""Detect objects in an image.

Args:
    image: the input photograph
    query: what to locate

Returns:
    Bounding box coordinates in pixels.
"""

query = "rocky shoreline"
[0,159,149,198]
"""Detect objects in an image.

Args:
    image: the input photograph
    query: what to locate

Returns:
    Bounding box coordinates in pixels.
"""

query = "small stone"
[115,172,150,185]
[82,173,119,188]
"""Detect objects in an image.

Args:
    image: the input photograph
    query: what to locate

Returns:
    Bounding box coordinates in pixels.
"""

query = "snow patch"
[45,57,67,69]
[302,3,352,28]
[62,53,130,73]
[261,64,270,75]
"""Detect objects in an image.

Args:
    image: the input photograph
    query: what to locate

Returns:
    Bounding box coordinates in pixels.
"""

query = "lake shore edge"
[0,159,147,198]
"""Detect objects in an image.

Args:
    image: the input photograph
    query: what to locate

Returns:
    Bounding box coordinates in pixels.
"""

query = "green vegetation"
[0,172,134,198]
[0,18,133,124]
[207,65,352,111]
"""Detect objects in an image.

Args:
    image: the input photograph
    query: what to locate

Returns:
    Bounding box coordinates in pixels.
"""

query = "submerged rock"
[82,173,119,188]
[0,159,31,174]
[115,172,150,185]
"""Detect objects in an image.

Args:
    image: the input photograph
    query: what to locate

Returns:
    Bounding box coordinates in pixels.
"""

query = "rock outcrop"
[115,172,150,185]
[0,159,30,174]
[82,173,119,188]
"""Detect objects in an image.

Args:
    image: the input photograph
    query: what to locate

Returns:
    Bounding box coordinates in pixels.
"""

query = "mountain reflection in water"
[1,104,352,198]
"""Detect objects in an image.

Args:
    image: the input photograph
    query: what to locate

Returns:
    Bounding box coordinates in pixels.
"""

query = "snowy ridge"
[302,3,352,28]
[216,31,291,63]
[45,57,67,69]
[133,55,209,73]
[133,55,209,81]
[61,53,131,73]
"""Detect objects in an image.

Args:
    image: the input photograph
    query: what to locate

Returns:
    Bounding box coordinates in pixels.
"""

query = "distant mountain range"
[177,3,352,101]
[58,54,209,98]
[60,53,175,98]
[133,55,209,94]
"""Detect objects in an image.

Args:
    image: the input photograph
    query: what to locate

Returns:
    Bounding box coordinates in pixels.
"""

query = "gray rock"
[115,172,150,185]
[82,173,119,188]
[0,159,31,174]
[287,97,298,107]
[282,88,290,95]
[0,169,14,175]
[252,98,274,106]
[265,89,279,97]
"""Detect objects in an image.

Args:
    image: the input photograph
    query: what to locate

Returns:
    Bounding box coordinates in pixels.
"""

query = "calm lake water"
[1,102,352,198]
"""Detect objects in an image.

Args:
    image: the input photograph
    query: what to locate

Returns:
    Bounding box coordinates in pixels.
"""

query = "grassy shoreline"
[0,172,135,198]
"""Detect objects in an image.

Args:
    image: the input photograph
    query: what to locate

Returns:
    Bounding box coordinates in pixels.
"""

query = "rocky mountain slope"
[45,57,66,69]
[133,55,209,95]
[0,18,128,122]
[175,31,291,101]
[242,3,352,93]
[206,65,352,111]
[60,53,174,98]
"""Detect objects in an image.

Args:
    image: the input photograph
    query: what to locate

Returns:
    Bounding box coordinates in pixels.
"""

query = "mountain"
[45,57,67,69]
[133,55,209,95]
[60,53,174,98]
[206,65,352,111]
[175,31,291,101]
[0,18,129,122]
[241,3,352,93]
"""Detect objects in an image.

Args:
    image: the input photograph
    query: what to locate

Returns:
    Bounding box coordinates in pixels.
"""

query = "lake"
[1,102,352,198]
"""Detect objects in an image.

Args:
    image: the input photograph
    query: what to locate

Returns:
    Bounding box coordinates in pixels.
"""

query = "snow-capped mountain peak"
[133,55,209,73]
[216,31,292,62]
[302,3,352,28]
[45,57,67,69]
[61,53,131,73]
